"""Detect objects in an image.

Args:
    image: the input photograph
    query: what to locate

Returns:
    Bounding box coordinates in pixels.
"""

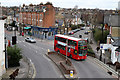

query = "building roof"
[112,39,120,46]
[55,34,85,41]
[109,14,120,27]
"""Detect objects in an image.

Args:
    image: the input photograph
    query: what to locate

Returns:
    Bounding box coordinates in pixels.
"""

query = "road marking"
[28,58,36,78]
[36,51,37,53]
[60,75,63,78]
[43,54,51,61]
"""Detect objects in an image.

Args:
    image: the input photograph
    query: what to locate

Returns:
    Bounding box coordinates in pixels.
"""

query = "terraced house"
[19,2,57,39]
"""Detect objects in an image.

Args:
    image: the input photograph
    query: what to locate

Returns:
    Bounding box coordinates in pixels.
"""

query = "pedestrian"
[96,47,100,53]
[22,32,24,36]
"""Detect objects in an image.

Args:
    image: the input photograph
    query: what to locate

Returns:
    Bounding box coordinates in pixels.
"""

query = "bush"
[71,25,77,30]
[93,28,109,43]
[78,24,85,27]
[7,45,22,67]
[87,44,95,57]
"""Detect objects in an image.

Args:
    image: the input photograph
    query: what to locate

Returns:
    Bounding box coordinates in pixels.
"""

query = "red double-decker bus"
[54,34,87,60]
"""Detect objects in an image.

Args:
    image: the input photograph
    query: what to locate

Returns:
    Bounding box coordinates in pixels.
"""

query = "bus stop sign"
[101,46,103,49]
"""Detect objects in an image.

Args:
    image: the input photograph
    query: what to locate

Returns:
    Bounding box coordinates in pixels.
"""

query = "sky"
[0,0,119,10]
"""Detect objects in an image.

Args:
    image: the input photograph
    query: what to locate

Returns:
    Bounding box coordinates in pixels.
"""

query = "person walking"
[96,47,100,53]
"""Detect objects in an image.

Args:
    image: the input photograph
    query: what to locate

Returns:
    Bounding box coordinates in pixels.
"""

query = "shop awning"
[24,27,31,29]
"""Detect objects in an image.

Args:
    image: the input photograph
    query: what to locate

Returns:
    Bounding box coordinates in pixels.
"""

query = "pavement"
[1,54,36,79]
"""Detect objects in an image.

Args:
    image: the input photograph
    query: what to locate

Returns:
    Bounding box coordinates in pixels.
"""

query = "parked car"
[74,29,80,32]
[87,30,92,33]
[68,29,80,35]
[25,37,36,43]
[68,31,74,35]
[81,27,85,30]
[84,31,89,34]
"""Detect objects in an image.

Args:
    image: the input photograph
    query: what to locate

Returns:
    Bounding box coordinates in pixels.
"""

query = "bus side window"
[74,50,77,55]
[79,50,82,54]
[68,47,70,52]
[55,37,58,40]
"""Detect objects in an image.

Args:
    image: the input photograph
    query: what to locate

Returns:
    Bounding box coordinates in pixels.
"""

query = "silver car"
[25,37,36,43]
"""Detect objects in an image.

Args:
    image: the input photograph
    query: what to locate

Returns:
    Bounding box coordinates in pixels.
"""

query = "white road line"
[42,54,51,61]
[36,51,37,53]
[60,75,63,78]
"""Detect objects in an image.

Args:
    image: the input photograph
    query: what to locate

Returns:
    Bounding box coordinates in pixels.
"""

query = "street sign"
[101,46,103,49]
[115,51,120,56]
[70,70,73,78]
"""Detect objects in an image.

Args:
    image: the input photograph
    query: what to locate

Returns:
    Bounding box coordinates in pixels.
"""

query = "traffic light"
[12,36,16,45]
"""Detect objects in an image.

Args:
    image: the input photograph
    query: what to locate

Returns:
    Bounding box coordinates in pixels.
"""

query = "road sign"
[115,51,120,56]
[70,70,73,78]
[101,46,103,49]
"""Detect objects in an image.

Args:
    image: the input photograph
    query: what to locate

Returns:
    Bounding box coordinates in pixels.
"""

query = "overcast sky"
[0,0,119,10]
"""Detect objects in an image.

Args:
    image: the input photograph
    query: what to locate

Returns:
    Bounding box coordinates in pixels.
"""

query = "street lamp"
[101,13,104,43]
[65,28,68,64]
[99,13,104,61]
[4,36,8,69]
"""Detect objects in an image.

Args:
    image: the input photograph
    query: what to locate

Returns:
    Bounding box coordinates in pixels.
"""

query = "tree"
[45,2,53,5]
[9,21,17,27]
[7,45,22,67]
[40,2,43,5]
[93,28,109,43]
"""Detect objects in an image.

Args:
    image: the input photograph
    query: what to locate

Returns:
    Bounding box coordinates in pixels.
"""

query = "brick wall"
[19,4,55,28]
[43,5,55,28]
[111,27,120,37]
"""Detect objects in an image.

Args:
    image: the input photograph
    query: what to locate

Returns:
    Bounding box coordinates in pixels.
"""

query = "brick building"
[19,3,55,28]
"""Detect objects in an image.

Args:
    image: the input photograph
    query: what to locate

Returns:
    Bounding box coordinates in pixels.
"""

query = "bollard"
[48,49,50,52]
[70,70,73,78]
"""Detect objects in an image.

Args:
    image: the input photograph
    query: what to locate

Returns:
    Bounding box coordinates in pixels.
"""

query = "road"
[5,28,112,78]
[5,30,62,78]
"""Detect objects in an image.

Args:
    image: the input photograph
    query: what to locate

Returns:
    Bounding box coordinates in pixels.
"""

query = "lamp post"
[12,9,17,45]
[99,13,104,61]
[65,28,68,64]
[4,36,8,69]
